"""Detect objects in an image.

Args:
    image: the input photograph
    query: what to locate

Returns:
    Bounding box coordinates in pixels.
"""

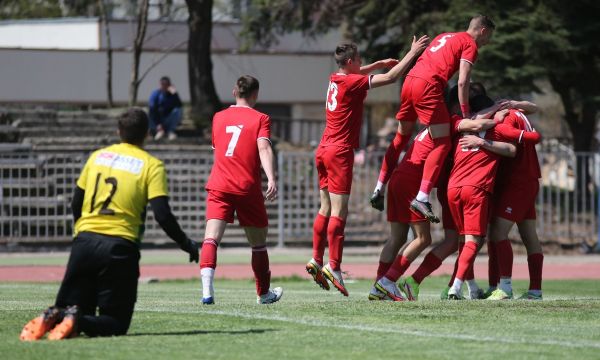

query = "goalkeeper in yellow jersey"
[20,108,198,341]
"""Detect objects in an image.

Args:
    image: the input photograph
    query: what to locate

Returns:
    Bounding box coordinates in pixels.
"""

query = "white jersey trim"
[257,137,272,144]
[460,58,474,65]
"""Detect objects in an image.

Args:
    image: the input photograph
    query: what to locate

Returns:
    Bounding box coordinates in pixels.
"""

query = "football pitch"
[1,277,600,359]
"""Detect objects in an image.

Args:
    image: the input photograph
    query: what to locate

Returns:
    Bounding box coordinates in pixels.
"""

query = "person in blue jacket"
[148,76,183,141]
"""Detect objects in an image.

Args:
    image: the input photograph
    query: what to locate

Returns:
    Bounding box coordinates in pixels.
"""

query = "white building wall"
[0,20,99,50]
[0,49,400,105]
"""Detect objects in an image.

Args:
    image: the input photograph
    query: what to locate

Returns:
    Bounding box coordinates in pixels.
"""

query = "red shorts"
[396,76,450,126]
[315,145,354,194]
[447,186,490,236]
[387,169,425,223]
[206,189,268,228]
[437,185,457,231]
[493,179,539,222]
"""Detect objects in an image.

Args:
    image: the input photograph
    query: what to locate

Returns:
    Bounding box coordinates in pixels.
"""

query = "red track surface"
[2,261,600,282]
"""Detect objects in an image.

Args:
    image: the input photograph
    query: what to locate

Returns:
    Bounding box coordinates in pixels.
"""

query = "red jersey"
[496,110,541,184]
[395,115,463,176]
[206,106,271,195]
[408,32,478,87]
[320,73,372,149]
[448,120,529,193]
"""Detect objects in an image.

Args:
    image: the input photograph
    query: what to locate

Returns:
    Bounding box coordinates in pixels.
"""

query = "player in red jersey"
[460,102,543,300]
[371,88,511,301]
[200,76,282,305]
[306,36,430,296]
[446,95,542,300]
[373,15,495,224]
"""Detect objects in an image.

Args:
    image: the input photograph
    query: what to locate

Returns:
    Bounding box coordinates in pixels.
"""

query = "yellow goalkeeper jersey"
[74,143,168,243]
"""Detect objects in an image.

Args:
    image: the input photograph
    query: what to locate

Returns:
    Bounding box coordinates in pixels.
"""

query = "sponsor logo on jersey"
[95,152,144,175]
[505,207,512,214]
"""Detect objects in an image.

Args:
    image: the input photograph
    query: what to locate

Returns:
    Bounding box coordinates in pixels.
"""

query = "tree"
[242,0,599,151]
[185,0,222,130]
[128,0,150,106]
[97,0,114,107]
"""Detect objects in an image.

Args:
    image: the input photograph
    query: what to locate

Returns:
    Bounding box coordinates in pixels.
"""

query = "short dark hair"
[470,82,487,97]
[447,85,459,110]
[470,94,495,113]
[235,75,260,99]
[471,14,496,30]
[334,43,359,67]
[118,108,149,144]
[160,76,171,84]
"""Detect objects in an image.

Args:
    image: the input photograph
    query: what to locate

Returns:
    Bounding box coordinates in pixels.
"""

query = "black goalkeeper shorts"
[55,231,140,315]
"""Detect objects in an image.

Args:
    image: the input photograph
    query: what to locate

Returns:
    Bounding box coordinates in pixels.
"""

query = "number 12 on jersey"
[225,125,244,157]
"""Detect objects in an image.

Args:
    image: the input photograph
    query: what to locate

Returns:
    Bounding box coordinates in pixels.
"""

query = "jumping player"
[373,15,495,223]
[446,95,542,300]
[20,108,199,341]
[306,35,430,296]
[199,76,282,305]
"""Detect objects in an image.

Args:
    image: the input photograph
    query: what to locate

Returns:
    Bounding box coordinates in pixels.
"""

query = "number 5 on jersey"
[225,125,243,157]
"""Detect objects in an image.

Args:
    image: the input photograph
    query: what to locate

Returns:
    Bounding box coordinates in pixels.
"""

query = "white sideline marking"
[138,307,600,350]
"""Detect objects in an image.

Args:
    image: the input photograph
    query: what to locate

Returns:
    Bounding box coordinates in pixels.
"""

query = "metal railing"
[1,148,598,248]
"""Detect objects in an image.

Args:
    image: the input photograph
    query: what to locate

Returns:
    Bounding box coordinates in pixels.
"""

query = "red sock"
[200,238,218,269]
[312,213,329,266]
[448,242,465,287]
[465,261,475,281]
[327,216,345,271]
[376,261,393,281]
[528,253,544,291]
[412,252,442,284]
[487,240,499,287]
[455,241,479,282]
[251,245,271,296]
[378,132,412,183]
[419,135,451,196]
[496,239,513,278]
[384,255,411,282]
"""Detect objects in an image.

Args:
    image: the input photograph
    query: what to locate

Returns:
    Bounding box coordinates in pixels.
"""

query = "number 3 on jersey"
[326,81,338,111]
[225,125,243,157]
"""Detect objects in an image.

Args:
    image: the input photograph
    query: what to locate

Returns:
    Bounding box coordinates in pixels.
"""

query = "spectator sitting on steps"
[149,76,183,141]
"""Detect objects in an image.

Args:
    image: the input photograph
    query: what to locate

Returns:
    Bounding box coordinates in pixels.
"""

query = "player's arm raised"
[497,99,538,115]
[457,60,473,117]
[258,139,277,202]
[459,135,517,158]
[370,35,430,88]
[359,59,399,74]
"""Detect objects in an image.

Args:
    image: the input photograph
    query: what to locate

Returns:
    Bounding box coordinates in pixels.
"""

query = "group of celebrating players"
[20,14,544,341]
[307,14,544,302]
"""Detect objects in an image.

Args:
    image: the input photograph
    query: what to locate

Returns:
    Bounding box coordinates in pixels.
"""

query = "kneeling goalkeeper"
[20,108,199,340]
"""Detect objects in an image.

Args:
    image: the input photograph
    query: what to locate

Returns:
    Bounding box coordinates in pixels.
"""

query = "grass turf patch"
[1,277,599,359]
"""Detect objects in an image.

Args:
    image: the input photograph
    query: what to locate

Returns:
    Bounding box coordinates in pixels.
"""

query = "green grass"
[1,278,600,359]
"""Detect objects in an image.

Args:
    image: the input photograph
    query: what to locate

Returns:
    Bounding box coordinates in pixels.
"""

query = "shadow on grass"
[128,328,277,337]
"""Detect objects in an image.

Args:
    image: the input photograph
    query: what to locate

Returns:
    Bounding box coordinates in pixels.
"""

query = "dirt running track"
[2,260,600,282]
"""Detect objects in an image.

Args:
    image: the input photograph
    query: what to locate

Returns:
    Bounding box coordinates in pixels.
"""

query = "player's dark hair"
[470,82,487,97]
[118,108,149,145]
[160,76,171,84]
[447,85,459,110]
[334,43,359,67]
[235,75,260,99]
[471,14,496,30]
[470,94,495,113]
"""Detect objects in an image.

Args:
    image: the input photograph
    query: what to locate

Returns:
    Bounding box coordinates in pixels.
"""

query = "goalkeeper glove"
[180,238,199,263]
[370,190,385,212]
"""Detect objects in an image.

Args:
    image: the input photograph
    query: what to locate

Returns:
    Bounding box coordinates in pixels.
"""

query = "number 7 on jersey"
[225,125,244,157]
